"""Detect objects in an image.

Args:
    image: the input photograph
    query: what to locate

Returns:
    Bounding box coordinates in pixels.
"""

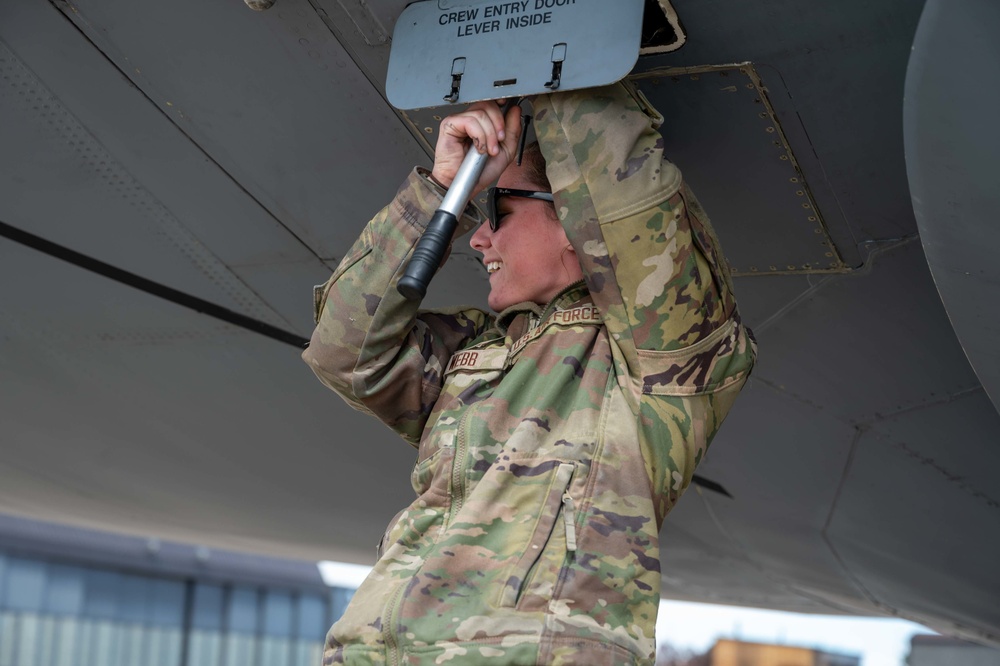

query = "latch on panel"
[444,57,466,103]
[544,43,567,90]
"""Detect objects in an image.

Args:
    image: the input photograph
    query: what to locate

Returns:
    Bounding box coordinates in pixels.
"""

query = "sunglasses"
[486,187,555,232]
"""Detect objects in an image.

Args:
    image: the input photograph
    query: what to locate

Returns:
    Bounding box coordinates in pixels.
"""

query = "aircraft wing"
[1,0,997,646]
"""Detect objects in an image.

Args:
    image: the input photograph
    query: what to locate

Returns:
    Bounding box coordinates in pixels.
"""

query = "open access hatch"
[386,0,645,110]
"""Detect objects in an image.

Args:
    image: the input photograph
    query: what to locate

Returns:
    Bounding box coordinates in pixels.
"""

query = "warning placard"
[387,0,644,110]
[438,0,577,38]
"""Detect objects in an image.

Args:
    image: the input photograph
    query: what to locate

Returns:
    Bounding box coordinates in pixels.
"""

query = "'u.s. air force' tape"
[509,304,602,357]
[445,304,603,374]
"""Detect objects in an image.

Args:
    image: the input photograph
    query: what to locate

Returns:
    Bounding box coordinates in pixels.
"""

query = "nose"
[469,220,492,253]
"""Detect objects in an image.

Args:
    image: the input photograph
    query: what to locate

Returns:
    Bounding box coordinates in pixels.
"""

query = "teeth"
[486,261,503,274]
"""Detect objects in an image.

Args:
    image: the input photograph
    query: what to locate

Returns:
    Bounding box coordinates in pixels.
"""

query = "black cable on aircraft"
[691,475,734,499]
[0,219,310,349]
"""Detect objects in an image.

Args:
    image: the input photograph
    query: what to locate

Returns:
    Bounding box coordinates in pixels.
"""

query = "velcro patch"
[509,305,603,358]
[549,304,601,327]
[445,348,507,375]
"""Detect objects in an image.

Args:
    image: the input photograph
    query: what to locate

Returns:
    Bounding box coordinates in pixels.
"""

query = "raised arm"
[302,102,524,445]
[533,82,741,355]
[533,83,757,516]
[302,170,490,446]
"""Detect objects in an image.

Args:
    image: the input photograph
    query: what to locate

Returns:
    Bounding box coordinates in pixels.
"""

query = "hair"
[520,141,549,191]
[519,141,559,221]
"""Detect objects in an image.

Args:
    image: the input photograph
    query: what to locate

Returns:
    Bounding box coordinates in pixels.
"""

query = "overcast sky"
[656,599,932,665]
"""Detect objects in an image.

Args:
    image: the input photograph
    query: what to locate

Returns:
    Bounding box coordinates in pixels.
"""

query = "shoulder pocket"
[637,318,754,396]
[312,227,374,323]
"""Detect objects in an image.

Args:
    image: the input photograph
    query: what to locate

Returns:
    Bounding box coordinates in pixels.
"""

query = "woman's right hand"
[430,101,523,195]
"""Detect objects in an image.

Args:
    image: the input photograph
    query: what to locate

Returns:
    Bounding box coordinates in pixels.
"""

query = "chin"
[487,292,511,313]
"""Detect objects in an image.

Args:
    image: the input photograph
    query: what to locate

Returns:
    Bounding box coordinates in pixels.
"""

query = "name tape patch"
[445,348,507,375]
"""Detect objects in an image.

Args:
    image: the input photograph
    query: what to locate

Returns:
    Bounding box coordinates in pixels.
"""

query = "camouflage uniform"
[303,83,756,665]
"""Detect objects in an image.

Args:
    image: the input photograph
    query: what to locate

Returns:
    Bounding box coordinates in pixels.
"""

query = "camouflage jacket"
[303,83,756,666]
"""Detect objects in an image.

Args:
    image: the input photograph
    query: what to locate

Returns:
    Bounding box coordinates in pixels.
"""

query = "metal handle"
[397,100,519,301]
[397,148,488,300]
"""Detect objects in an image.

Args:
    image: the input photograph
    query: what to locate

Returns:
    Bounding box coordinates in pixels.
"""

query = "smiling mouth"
[486,261,503,274]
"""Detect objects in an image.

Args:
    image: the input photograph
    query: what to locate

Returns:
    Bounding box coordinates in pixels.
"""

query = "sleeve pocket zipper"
[562,491,577,552]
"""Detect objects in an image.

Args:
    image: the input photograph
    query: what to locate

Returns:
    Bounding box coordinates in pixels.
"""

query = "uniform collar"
[494,280,590,336]
[540,280,590,320]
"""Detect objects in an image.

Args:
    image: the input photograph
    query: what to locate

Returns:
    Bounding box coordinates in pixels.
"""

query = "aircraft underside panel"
[1,0,999,648]
[904,0,1000,414]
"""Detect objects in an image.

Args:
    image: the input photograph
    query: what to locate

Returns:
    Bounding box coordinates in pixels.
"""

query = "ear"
[559,243,584,284]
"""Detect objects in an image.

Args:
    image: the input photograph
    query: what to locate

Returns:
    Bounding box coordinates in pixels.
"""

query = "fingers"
[471,100,509,152]
[432,101,523,188]
[498,103,523,160]
[448,102,503,155]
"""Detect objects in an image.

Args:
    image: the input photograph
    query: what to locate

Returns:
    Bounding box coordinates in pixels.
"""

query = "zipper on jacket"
[383,582,406,666]
[562,491,577,553]
[498,461,578,608]
[449,409,474,522]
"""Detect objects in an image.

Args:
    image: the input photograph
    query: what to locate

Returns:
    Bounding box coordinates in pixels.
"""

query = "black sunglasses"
[486,187,555,232]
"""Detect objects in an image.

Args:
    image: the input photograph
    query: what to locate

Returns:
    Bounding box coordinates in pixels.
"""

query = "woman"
[303,82,756,666]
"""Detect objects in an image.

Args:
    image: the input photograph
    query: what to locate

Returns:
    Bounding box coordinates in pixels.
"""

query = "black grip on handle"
[397,209,459,300]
